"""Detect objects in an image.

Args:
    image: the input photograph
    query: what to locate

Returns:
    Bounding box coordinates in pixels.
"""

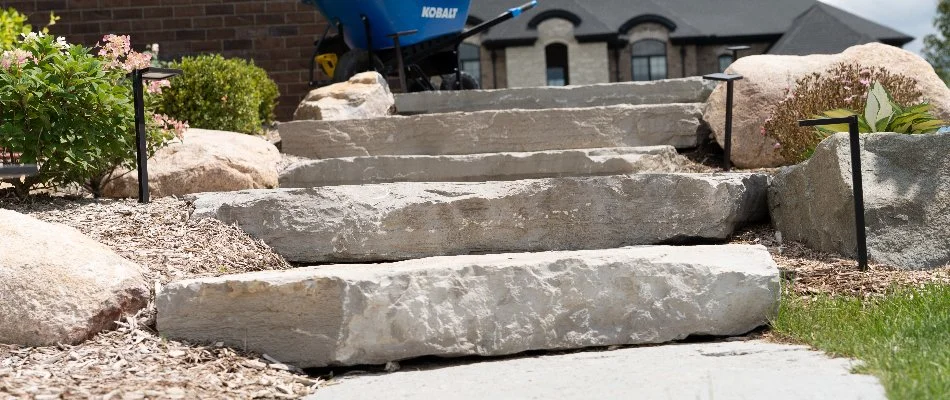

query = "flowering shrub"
[0,33,185,196]
[158,54,279,135]
[763,63,923,163]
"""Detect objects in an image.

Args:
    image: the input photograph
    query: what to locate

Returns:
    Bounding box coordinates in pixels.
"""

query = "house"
[461,0,913,89]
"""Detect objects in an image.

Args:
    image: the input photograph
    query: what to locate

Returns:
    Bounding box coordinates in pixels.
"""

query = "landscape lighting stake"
[702,73,744,171]
[132,67,182,204]
[799,115,868,271]
[726,45,751,62]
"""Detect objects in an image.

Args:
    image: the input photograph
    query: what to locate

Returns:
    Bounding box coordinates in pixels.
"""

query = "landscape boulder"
[157,245,780,368]
[769,133,950,269]
[704,43,950,168]
[190,173,769,263]
[0,209,149,346]
[103,129,280,198]
[293,72,395,121]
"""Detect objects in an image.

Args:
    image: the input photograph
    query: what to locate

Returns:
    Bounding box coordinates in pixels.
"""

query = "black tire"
[440,72,480,90]
[332,49,383,83]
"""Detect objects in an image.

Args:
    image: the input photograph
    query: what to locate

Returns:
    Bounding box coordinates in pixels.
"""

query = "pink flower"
[1,49,34,70]
[774,142,782,149]
[151,113,189,140]
[147,79,170,94]
[760,127,767,136]
[860,79,870,87]
[123,51,152,72]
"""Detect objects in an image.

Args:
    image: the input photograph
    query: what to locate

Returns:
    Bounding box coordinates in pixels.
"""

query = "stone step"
[394,77,715,115]
[156,244,780,368]
[279,146,685,188]
[190,173,768,263]
[279,103,706,160]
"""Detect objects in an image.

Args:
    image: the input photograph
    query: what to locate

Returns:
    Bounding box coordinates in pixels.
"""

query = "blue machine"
[300,0,538,91]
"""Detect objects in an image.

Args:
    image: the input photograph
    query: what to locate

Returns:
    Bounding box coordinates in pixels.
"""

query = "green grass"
[772,284,950,400]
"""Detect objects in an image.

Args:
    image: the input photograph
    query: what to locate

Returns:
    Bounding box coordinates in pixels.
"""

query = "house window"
[718,54,734,72]
[545,43,569,86]
[459,43,481,86]
[631,40,667,81]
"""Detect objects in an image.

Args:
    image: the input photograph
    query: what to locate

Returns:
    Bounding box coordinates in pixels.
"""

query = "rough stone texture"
[704,43,950,168]
[279,146,686,187]
[395,78,713,115]
[0,209,149,346]
[279,103,706,159]
[103,129,280,198]
[308,340,885,400]
[293,72,395,121]
[157,245,780,368]
[769,133,950,270]
[190,173,769,263]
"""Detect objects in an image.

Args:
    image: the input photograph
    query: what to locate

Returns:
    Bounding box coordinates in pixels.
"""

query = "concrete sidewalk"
[308,340,885,400]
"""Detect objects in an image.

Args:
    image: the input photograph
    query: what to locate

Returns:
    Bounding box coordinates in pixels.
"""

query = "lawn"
[773,284,950,400]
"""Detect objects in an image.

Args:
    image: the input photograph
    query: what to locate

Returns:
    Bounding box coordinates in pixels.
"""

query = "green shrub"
[813,82,946,136]
[764,63,924,163]
[1,8,57,51]
[158,55,279,134]
[0,33,179,196]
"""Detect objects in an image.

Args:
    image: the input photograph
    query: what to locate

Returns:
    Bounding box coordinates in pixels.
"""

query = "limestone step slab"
[394,77,715,115]
[156,244,780,368]
[279,103,706,160]
[190,173,768,263]
[279,146,685,188]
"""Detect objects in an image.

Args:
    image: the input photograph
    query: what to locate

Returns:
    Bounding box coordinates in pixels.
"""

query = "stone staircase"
[158,78,780,369]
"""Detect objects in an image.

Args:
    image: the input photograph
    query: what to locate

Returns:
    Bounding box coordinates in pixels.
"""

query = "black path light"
[131,67,182,204]
[727,45,751,62]
[799,115,869,271]
[702,73,743,171]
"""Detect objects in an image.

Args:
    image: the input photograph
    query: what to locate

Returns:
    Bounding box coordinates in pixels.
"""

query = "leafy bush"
[158,55,279,135]
[813,82,946,135]
[764,63,924,163]
[0,33,182,196]
[1,8,57,51]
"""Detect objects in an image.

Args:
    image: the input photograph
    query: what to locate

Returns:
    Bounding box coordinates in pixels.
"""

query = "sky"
[820,0,941,55]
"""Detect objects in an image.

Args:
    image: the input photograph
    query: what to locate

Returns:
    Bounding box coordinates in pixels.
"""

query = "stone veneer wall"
[7,0,328,121]
[504,18,609,88]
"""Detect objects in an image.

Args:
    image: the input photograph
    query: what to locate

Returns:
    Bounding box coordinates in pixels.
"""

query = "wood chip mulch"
[732,224,950,298]
[0,195,322,399]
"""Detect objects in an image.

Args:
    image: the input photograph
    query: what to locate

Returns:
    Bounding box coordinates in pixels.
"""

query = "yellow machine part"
[316,53,338,78]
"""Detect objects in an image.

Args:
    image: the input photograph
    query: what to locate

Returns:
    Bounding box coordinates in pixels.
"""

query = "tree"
[923,0,950,84]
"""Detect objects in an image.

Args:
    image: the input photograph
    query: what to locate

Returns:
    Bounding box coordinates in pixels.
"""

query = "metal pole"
[848,118,869,271]
[724,80,734,172]
[453,44,462,89]
[133,69,149,204]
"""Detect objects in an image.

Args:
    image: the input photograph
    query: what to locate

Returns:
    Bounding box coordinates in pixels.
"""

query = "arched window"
[459,43,481,86]
[718,54,734,73]
[545,43,569,86]
[631,40,667,81]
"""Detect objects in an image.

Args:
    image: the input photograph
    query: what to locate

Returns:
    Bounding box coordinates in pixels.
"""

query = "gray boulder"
[157,245,780,368]
[191,173,769,263]
[769,133,950,269]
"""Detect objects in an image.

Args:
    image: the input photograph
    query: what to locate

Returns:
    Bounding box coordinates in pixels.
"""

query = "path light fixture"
[131,67,182,204]
[702,73,743,171]
[799,115,868,271]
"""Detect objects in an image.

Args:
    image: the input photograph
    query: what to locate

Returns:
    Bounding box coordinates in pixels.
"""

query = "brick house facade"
[4,0,329,121]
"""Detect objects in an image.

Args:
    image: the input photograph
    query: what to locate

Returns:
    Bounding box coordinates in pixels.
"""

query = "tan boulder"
[103,129,280,198]
[293,72,395,121]
[704,43,950,168]
[0,209,149,346]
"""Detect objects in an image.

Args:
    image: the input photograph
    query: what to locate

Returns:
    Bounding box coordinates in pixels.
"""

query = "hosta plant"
[764,63,924,163]
[812,82,946,136]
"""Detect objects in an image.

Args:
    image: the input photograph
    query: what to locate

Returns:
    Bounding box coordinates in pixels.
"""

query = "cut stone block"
[394,77,715,115]
[279,103,706,160]
[191,173,768,263]
[156,244,780,368]
[769,133,950,270]
[279,146,685,187]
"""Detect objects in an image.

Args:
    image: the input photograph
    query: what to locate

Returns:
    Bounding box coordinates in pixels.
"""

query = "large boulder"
[103,129,280,198]
[0,209,149,346]
[769,133,950,270]
[157,245,780,368]
[705,43,950,168]
[190,173,769,263]
[294,72,395,121]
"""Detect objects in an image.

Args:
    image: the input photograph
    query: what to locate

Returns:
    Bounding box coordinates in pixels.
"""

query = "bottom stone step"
[157,244,779,368]
[279,146,685,188]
